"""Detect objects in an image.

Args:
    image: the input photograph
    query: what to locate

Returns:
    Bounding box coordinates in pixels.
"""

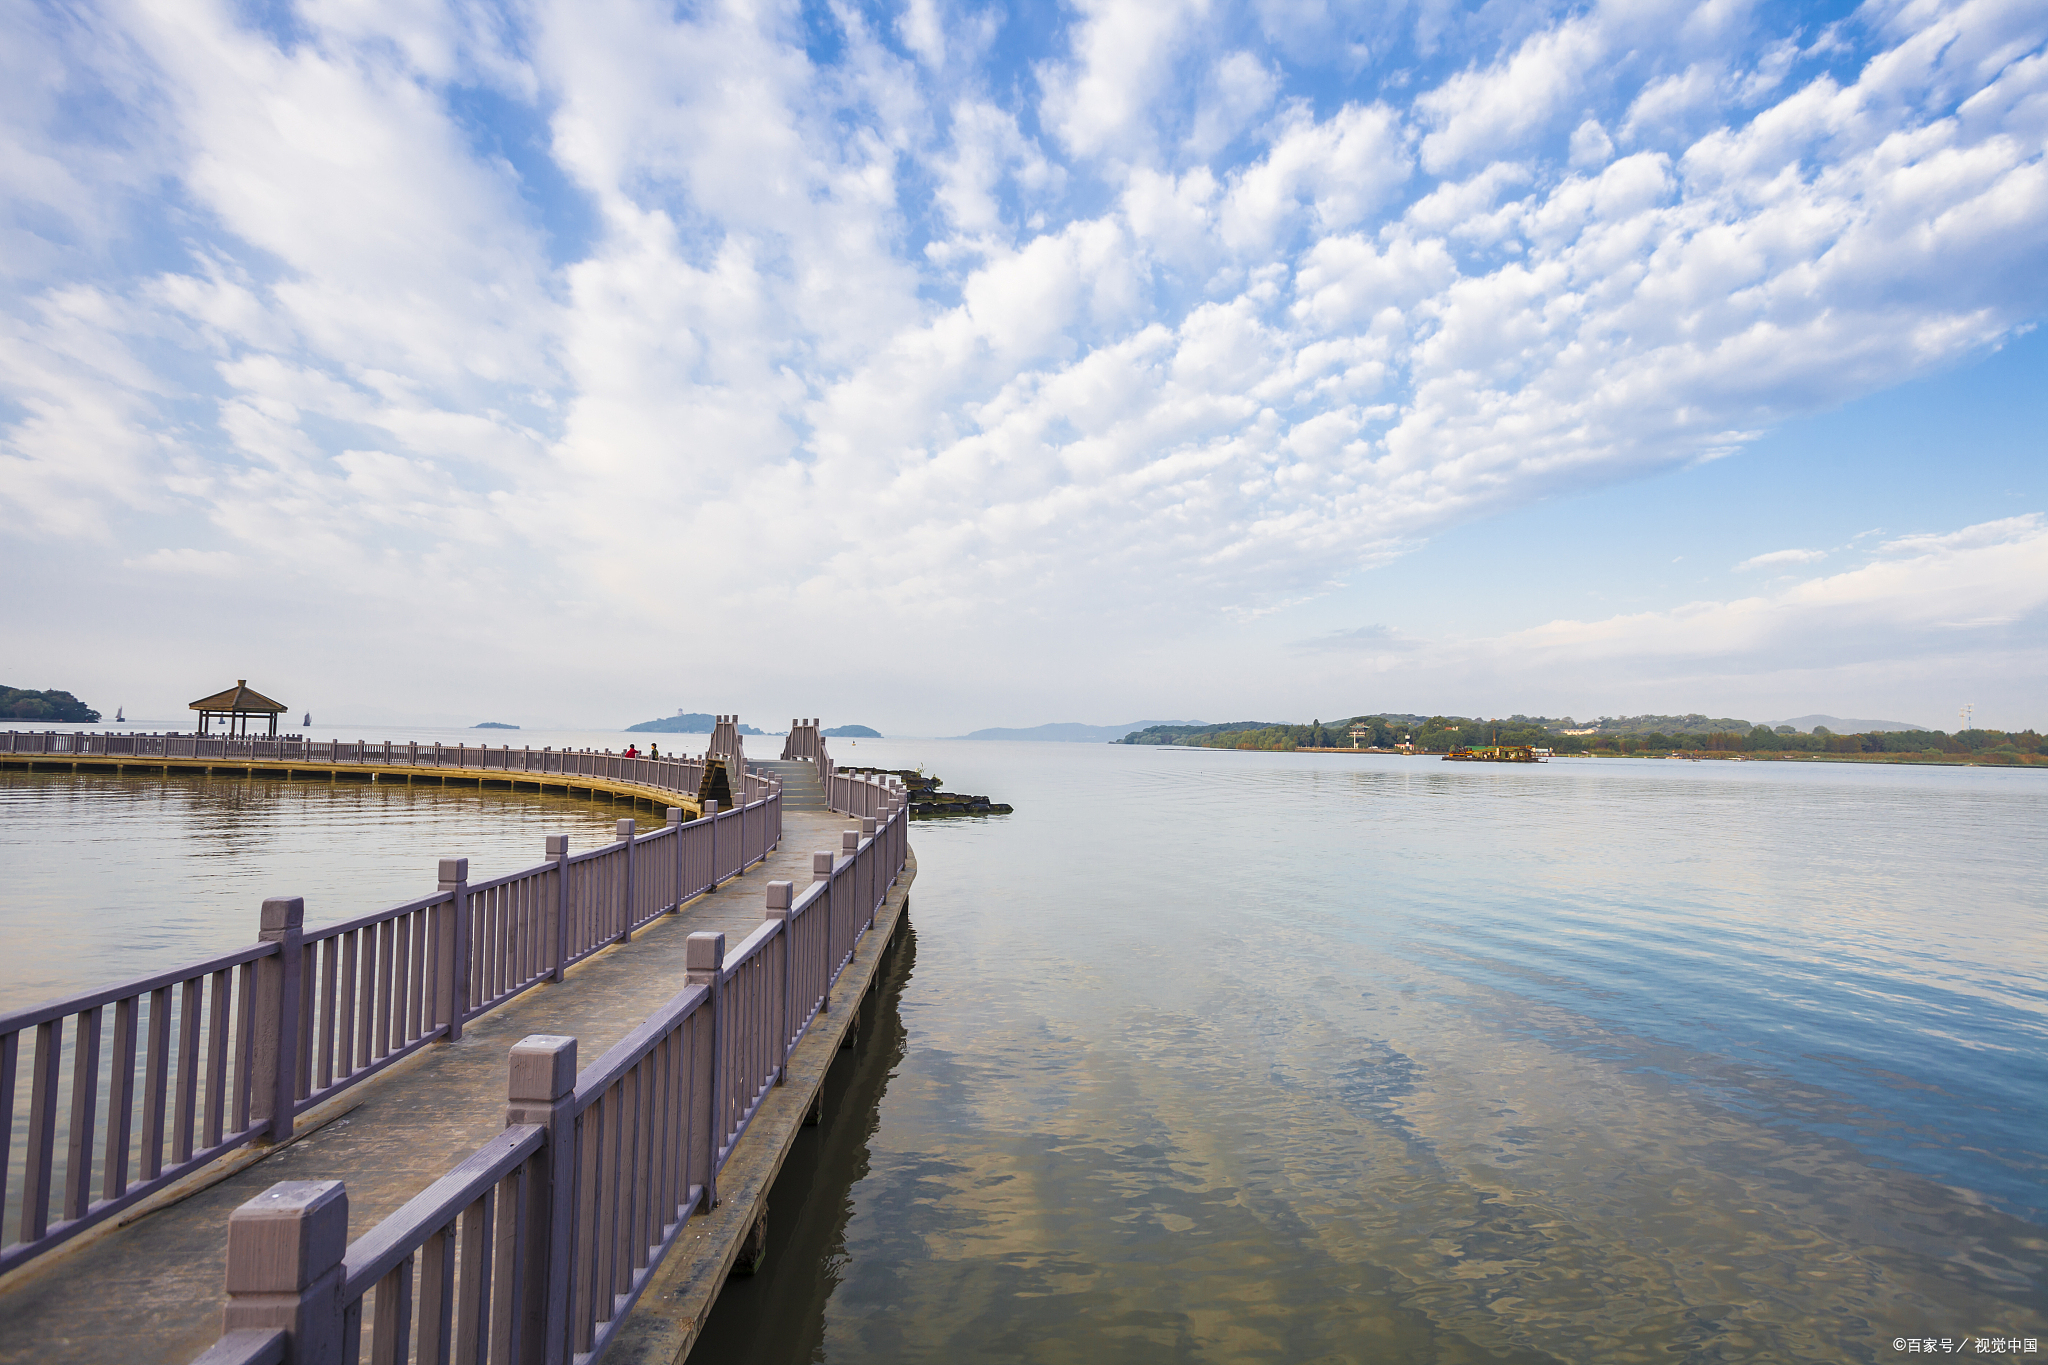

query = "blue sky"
[3,0,2045,733]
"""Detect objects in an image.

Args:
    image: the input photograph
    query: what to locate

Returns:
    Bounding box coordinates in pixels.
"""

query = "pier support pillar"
[731,1199,770,1277]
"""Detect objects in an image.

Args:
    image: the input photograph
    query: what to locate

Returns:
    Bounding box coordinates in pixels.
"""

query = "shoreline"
[1195,746,2046,770]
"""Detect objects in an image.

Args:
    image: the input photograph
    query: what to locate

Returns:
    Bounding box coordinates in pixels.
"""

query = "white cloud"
[124,548,242,577]
[1291,514,2048,722]
[1038,0,1205,161]
[1417,16,1607,174]
[2,0,2046,728]
[1569,119,1616,169]
[1735,547,1827,570]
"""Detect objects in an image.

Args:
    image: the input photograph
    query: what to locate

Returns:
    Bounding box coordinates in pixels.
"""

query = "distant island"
[4,685,100,723]
[473,722,519,729]
[1116,713,2040,766]
[823,724,881,738]
[953,720,1200,742]
[626,712,766,735]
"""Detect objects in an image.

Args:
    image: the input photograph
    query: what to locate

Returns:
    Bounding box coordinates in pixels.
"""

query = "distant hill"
[824,724,881,737]
[1773,714,1927,734]
[955,720,1202,743]
[472,722,519,729]
[3,686,99,723]
[626,713,765,734]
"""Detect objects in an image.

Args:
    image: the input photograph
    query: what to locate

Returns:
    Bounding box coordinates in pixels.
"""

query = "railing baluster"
[345,930,366,1074]
[573,1106,600,1353]
[618,1062,644,1297]
[417,1223,455,1365]
[233,960,257,1135]
[596,1088,622,1324]
[205,968,232,1148]
[104,995,138,1199]
[407,908,427,1043]
[454,1189,494,1365]
[295,945,316,1101]
[489,1164,524,1365]
[318,938,339,1092]
[392,912,413,1048]
[21,1019,62,1242]
[369,1257,414,1365]
[374,919,394,1061]
[62,1004,103,1221]
[0,1030,18,1235]
[174,977,201,1163]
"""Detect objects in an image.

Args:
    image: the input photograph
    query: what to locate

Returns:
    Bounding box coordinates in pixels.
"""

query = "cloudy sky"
[4,0,2044,734]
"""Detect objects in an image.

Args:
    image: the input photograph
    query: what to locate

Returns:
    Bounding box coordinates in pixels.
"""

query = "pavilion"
[188,679,288,737]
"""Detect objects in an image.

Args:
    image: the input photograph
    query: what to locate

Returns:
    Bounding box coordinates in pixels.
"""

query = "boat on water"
[1444,745,1543,763]
[114,706,125,723]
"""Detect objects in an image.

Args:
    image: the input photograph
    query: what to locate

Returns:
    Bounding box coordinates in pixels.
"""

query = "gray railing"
[0,730,787,809]
[193,769,908,1365]
[0,741,782,1277]
[779,718,824,762]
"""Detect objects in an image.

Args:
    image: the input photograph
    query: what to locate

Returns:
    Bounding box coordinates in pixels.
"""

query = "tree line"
[2,686,101,723]
[1119,716,2044,760]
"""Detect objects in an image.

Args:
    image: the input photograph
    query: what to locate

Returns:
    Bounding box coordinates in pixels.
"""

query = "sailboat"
[115,706,126,723]
[303,712,311,727]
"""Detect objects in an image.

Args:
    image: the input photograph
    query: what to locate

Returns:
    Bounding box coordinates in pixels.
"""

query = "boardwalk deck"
[0,803,907,1365]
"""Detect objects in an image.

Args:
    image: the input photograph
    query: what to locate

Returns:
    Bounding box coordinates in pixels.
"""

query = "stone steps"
[756,759,829,810]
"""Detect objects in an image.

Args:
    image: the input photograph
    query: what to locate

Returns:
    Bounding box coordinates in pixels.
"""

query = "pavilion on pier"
[188,679,288,737]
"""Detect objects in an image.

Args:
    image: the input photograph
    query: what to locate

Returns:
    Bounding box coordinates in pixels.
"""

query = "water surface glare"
[710,740,2046,1363]
[5,738,2046,1361]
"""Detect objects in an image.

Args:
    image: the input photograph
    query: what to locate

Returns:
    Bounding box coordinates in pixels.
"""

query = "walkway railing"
[0,739,783,1278]
[192,766,909,1365]
[0,731,764,806]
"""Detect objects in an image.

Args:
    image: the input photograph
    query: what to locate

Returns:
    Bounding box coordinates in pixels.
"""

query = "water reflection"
[694,918,920,1363]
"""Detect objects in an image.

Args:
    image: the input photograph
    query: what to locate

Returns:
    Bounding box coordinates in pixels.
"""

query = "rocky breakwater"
[841,767,1013,817]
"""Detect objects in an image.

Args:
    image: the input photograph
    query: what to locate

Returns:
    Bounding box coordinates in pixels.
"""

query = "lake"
[5,732,2044,1361]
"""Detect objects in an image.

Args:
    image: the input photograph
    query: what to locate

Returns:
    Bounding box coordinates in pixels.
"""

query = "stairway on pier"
[758,759,829,810]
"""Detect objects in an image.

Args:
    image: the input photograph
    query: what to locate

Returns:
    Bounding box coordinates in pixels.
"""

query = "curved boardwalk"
[0,798,905,1365]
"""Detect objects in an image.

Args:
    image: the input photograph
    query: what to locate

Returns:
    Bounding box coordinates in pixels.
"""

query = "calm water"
[703,740,2047,1364]
[0,726,696,1007]
[5,733,2045,1360]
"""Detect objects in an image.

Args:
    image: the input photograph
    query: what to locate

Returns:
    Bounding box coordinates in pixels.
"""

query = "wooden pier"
[0,721,910,1365]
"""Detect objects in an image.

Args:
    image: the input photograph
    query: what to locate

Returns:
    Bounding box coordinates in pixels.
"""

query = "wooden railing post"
[439,858,471,1042]
[251,897,305,1144]
[811,852,834,1008]
[505,1035,578,1365]
[545,836,569,982]
[860,820,878,928]
[842,831,862,935]
[222,1180,348,1364]
[765,882,793,1077]
[685,933,724,1206]
[702,800,720,889]
[667,808,685,912]
[615,819,636,944]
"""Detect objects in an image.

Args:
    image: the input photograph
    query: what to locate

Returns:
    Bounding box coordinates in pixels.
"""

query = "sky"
[3,0,2045,735]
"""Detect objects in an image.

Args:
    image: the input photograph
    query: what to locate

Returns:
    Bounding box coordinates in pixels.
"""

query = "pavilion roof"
[188,680,288,713]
